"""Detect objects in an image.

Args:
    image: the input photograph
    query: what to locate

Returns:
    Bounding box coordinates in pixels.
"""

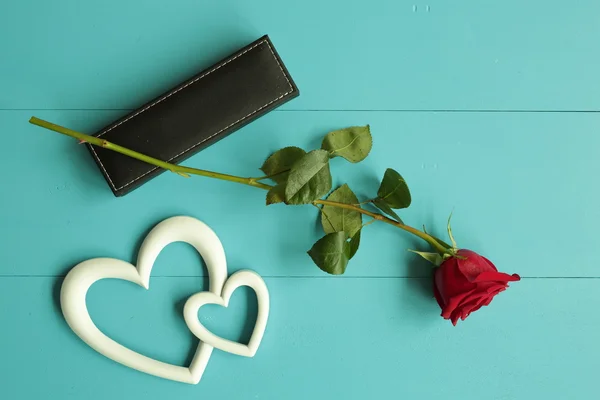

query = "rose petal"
[456,250,498,281]
[453,284,508,322]
[459,288,490,305]
[450,313,460,326]
[433,278,445,309]
[473,271,521,283]
[458,293,491,315]
[480,255,499,272]
[487,284,507,295]
[484,286,506,304]
[436,250,520,326]
[466,286,506,313]
[463,304,482,318]
[436,261,476,302]
[440,289,477,319]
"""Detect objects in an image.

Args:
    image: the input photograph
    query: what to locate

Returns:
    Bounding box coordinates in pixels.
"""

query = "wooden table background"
[1,1,598,398]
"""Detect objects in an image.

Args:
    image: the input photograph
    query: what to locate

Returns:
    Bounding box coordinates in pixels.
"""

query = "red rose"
[433,249,520,325]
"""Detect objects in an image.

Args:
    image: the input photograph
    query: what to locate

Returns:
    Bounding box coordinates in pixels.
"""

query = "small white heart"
[184,270,270,358]
[60,216,228,384]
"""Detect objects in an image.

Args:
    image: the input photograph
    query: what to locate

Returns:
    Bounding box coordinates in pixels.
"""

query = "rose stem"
[29,116,449,254]
[29,117,272,190]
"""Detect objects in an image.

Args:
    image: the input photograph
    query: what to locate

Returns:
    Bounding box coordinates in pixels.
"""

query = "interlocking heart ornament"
[60,216,270,384]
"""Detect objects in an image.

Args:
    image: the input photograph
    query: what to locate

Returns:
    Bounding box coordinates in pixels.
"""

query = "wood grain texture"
[1,110,598,277]
[1,1,600,110]
[0,277,596,399]
[1,1,598,398]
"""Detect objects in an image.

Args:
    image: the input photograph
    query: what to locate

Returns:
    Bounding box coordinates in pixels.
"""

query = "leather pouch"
[87,35,299,196]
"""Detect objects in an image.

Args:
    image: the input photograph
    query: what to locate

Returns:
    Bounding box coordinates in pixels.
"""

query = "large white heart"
[184,270,270,358]
[60,216,228,384]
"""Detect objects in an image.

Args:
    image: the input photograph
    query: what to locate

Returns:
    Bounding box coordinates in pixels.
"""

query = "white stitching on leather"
[90,38,294,192]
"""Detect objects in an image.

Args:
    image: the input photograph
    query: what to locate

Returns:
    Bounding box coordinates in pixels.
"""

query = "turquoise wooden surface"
[2,277,599,399]
[2,111,599,278]
[1,1,599,399]
[2,0,600,111]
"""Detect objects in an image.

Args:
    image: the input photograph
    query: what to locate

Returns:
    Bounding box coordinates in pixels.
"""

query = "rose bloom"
[434,249,520,325]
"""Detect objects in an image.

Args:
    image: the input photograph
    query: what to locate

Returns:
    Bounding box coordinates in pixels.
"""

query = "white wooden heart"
[60,216,228,384]
[184,270,270,358]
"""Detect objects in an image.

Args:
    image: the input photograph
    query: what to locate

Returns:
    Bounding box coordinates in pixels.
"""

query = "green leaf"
[349,230,361,259]
[307,232,351,275]
[321,125,372,163]
[320,184,362,238]
[447,211,458,249]
[266,184,286,205]
[319,206,336,232]
[285,149,332,205]
[376,168,411,209]
[408,250,443,267]
[372,198,404,223]
[260,146,306,184]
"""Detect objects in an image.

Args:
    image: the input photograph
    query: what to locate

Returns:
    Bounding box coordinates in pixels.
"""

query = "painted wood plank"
[1,1,600,110]
[1,110,598,277]
[0,277,596,399]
